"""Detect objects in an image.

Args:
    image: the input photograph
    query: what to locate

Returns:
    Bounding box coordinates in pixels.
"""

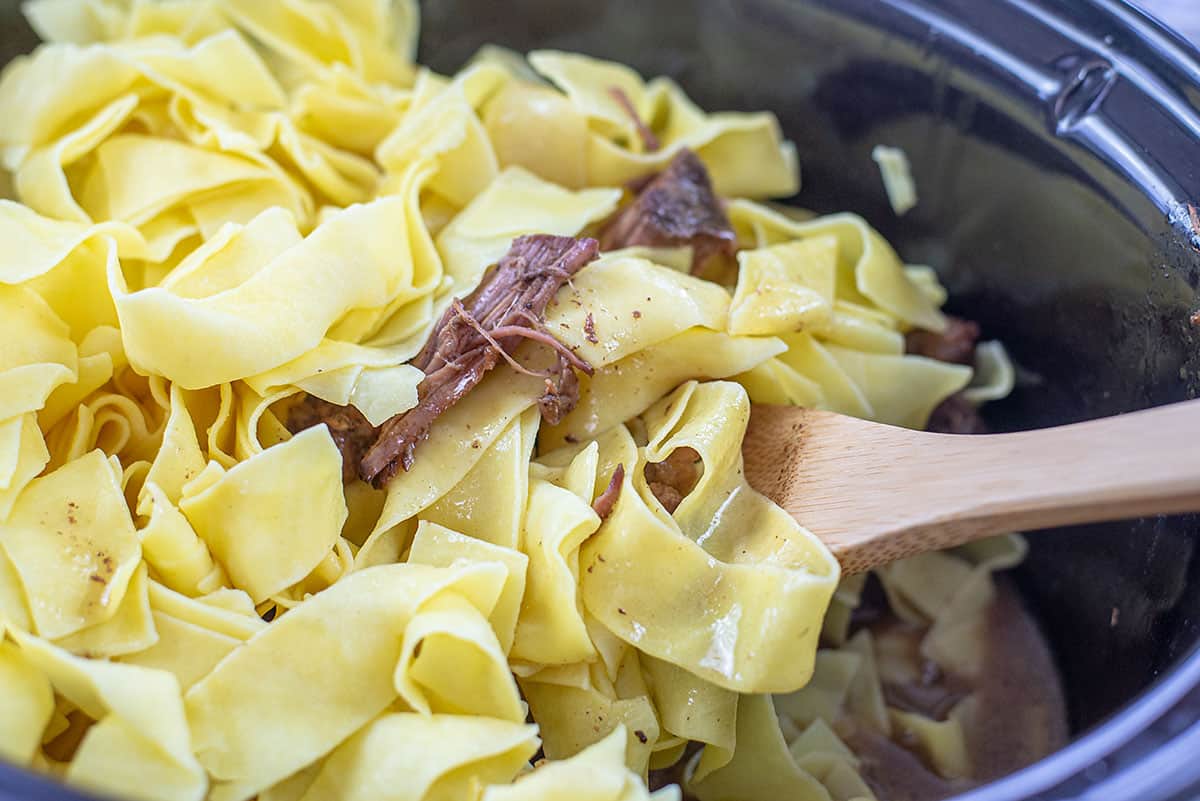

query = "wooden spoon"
[742,400,1200,574]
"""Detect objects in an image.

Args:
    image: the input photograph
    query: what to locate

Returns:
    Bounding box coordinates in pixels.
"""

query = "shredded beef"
[906,315,988,434]
[644,446,702,514]
[905,316,980,366]
[592,463,625,520]
[286,395,378,484]
[599,149,736,274]
[359,235,599,488]
[608,86,660,151]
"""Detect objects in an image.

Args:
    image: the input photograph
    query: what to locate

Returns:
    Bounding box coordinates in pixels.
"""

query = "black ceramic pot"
[1,1,1198,800]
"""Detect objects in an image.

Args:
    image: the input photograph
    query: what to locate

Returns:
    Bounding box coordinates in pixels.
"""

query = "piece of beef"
[905,317,980,366]
[359,235,599,488]
[286,395,378,484]
[846,573,889,634]
[644,446,702,514]
[608,86,660,151]
[906,316,988,434]
[927,394,990,435]
[538,353,581,426]
[599,149,736,274]
[591,463,625,520]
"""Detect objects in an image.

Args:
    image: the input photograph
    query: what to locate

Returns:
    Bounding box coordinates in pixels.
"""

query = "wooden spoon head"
[742,403,953,575]
[741,403,816,513]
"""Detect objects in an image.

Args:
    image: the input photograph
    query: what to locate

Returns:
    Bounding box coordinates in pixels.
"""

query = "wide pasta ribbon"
[23,0,420,86]
[729,237,837,337]
[290,65,412,157]
[362,380,543,566]
[7,629,208,801]
[0,638,54,765]
[642,655,738,757]
[0,285,78,422]
[109,198,437,388]
[729,202,946,333]
[688,694,835,801]
[1,450,141,641]
[737,331,970,430]
[376,64,507,212]
[519,657,661,779]
[244,340,423,427]
[295,713,540,801]
[179,425,347,604]
[0,3,1035,798]
[481,727,680,801]
[434,166,620,292]
[535,252,784,448]
[394,591,524,721]
[509,474,599,665]
[0,287,76,521]
[726,219,973,425]
[0,42,139,169]
[185,561,513,801]
[218,0,419,86]
[414,413,538,554]
[0,414,50,525]
[481,50,799,199]
[52,562,156,658]
[541,328,784,450]
[407,521,528,654]
[0,33,313,229]
[581,381,839,694]
[120,581,263,692]
[0,201,144,284]
[876,535,1027,678]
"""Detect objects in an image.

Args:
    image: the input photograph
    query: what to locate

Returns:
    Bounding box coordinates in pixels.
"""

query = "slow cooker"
[1,0,1198,799]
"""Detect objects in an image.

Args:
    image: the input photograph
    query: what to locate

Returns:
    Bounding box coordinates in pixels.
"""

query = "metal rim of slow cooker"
[1,1,1200,801]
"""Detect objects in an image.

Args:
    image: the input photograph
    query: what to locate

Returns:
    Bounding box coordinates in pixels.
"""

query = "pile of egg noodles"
[0,1,1020,800]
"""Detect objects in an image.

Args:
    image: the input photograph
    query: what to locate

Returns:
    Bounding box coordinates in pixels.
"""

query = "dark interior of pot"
[415,0,1200,788]
[0,0,1198,800]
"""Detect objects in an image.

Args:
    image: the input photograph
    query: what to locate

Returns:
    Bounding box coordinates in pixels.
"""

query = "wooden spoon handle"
[745,400,1200,574]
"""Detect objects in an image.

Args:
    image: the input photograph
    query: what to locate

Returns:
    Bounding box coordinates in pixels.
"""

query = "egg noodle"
[0,2,1020,800]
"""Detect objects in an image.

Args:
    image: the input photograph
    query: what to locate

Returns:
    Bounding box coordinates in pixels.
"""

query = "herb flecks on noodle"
[361,234,599,487]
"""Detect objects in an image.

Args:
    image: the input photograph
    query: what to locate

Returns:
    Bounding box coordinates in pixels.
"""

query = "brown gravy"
[845,576,1069,801]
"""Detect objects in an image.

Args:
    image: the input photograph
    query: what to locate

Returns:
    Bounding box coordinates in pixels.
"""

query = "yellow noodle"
[0,2,1025,797]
